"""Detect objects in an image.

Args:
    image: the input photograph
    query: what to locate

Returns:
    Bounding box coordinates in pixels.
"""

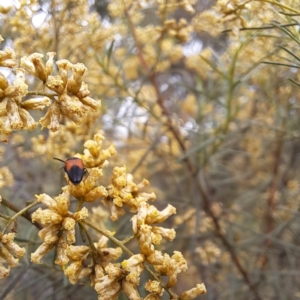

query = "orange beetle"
[53,157,86,185]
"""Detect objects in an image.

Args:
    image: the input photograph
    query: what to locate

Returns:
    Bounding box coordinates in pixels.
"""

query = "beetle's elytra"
[53,157,85,185]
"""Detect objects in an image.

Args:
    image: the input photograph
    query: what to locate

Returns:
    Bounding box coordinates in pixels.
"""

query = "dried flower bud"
[21,97,51,110]
[78,267,92,279]
[38,224,60,243]
[62,217,75,230]
[83,140,100,157]
[76,82,90,98]
[6,98,23,130]
[122,279,142,300]
[73,207,88,220]
[179,283,207,299]
[66,245,89,261]
[39,101,61,131]
[0,247,18,267]
[46,52,56,76]
[58,94,87,124]
[154,251,187,288]
[68,168,103,199]
[46,75,65,94]
[31,242,55,264]
[54,191,70,216]
[146,250,165,265]
[152,226,176,241]
[151,232,162,245]
[96,247,122,263]
[36,193,57,210]
[67,63,87,94]
[64,261,82,284]
[1,233,25,258]
[80,96,101,111]
[82,133,116,168]
[66,227,76,244]
[172,251,187,272]
[32,207,63,225]
[30,53,47,82]
[84,185,108,202]
[146,204,176,224]
[125,264,144,286]
[139,224,154,255]
[122,254,144,271]
[19,108,37,130]
[145,280,164,295]
[56,59,70,88]
[20,55,35,74]
[55,236,69,266]
[95,279,122,300]
[105,263,124,278]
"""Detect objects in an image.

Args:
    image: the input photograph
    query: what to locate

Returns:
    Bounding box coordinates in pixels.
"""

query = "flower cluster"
[31,186,88,264]
[158,18,193,43]
[0,233,25,279]
[22,132,206,299]
[103,166,156,220]
[0,36,101,138]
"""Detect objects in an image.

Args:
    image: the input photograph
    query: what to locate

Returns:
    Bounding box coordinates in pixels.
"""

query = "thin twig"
[1,198,42,231]
[1,200,39,234]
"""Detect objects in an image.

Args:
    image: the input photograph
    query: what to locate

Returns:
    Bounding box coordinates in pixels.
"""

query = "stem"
[82,219,134,256]
[78,221,98,263]
[121,234,136,244]
[257,0,299,13]
[0,213,10,220]
[2,200,39,234]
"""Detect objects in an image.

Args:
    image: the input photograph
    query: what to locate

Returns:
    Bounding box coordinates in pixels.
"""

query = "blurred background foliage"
[1,0,300,299]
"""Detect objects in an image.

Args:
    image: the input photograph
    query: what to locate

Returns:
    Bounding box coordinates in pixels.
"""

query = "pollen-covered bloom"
[103,166,156,221]
[20,53,47,82]
[94,263,124,300]
[64,245,90,284]
[128,201,182,289]
[154,251,187,288]
[67,63,87,94]
[121,254,144,286]
[39,101,60,132]
[122,279,142,300]
[82,132,116,168]
[0,44,16,68]
[0,68,44,133]
[144,280,164,300]
[179,283,207,299]
[31,186,89,264]
[58,93,88,125]
[130,202,176,258]
[0,233,26,279]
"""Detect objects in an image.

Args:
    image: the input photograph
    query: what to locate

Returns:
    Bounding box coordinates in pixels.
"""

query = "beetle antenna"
[53,157,66,163]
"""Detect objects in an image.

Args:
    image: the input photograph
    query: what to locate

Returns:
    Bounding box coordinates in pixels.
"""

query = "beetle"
[53,157,86,185]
